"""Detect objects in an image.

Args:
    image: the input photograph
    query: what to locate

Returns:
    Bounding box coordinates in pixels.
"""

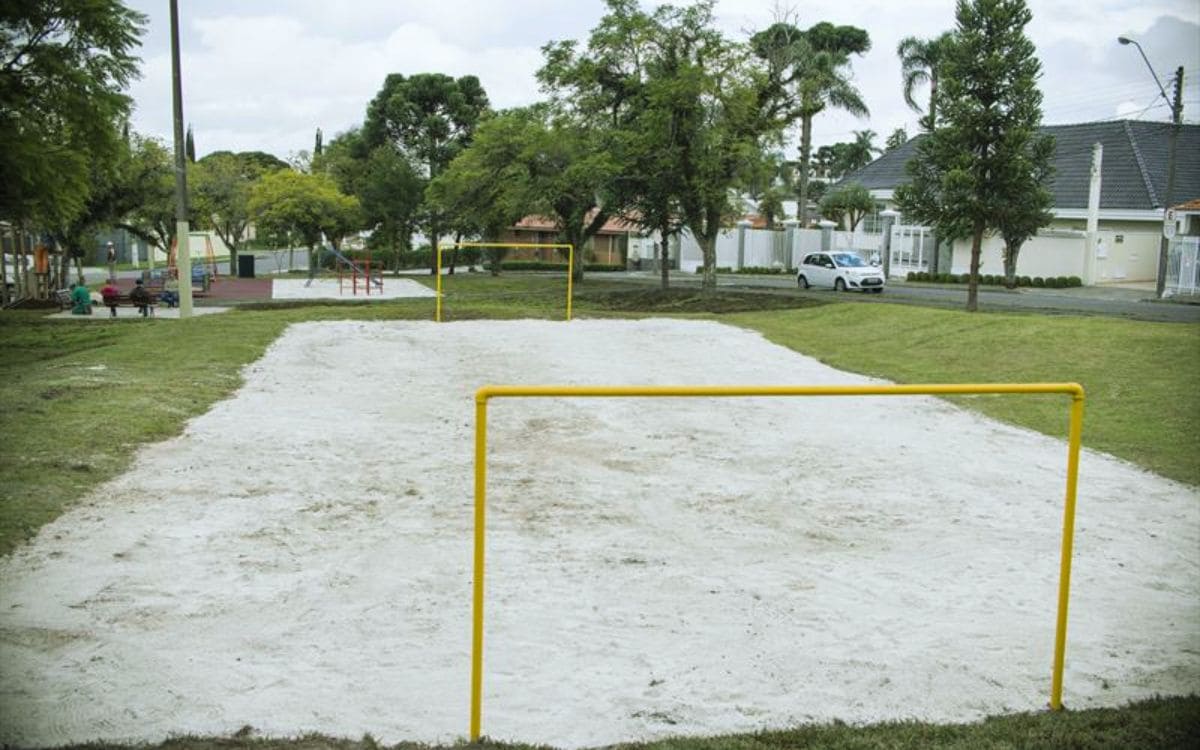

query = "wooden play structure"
[166,232,220,285]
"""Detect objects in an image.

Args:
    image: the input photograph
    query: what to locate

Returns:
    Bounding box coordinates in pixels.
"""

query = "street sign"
[1163,209,1177,239]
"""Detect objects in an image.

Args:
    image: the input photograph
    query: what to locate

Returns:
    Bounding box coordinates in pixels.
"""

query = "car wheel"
[870,287,883,294]
[834,277,846,292]
[797,275,809,289]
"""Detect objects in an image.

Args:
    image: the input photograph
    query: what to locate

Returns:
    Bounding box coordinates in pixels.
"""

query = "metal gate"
[889,224,936,277]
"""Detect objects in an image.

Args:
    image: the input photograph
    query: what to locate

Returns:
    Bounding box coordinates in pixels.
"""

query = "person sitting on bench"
[129,278,152,317]
[159,276,180,308]
[101,280,121,318]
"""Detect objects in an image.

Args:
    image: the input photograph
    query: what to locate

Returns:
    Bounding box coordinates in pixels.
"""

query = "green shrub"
[735,266,789,275]
[1019,275,1032,287]
[907,271,916,281]
[938,273,952,283]
[1066,276,1083,287]
[1032,276,1045,287]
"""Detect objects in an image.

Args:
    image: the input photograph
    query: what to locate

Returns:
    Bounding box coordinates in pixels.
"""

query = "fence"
[678,226,882,273]
[1165,236,1200,297]
[889,224,936,277]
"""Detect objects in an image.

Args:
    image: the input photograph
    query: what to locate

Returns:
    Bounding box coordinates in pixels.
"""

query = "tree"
[185,124,196,162]
[752,21,870,227]
[364,73,489,272]
[191,152,277,273]
[998,136,1055,287]
[314,128,323,158]
[248,170,361,268]
[895,0,1054,312]
[840,129,880,174]
[430,106,619,282]
[0,0,146,228]
[898,31,954,130]
[321,128,422,266]
[819,182,874,232]
[885,127,908,152]
[117,134,179,256]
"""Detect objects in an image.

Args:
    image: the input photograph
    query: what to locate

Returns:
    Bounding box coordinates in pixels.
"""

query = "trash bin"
[237,254,255,278]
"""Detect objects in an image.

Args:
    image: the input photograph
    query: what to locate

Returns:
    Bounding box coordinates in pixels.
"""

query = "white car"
[796,252,885,293]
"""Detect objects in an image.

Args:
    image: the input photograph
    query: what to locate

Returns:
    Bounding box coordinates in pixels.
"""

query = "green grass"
[42,695,1200,749]
[732,304,1200,485]
[1,275,1198,747]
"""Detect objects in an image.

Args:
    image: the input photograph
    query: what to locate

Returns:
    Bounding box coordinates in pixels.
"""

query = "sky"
[122,0,1200,161]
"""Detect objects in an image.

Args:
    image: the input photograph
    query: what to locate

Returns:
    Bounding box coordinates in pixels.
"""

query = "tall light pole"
[1118,36,1183,298]
[170,0,193,316]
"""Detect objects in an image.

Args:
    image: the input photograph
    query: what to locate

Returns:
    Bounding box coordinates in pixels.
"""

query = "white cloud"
[123,0,1200,159]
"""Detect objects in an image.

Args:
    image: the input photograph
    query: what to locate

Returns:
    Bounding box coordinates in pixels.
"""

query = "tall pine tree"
[896,0,1053,311]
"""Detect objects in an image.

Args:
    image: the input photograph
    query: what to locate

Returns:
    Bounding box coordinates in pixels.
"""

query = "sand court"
[0,319,1196,748]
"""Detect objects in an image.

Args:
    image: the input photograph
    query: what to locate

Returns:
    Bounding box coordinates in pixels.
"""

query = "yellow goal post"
[435,242,576,322]
[468,382,1086,741]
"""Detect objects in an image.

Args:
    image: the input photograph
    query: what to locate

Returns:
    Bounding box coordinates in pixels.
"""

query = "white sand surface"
[0,319,1196,748]
[271,278,435,300]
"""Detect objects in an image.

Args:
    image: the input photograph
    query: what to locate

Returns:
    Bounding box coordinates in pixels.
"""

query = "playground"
[0,318,1196,748]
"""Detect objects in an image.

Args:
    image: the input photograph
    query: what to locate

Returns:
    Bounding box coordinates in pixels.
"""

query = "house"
[841,120,1200,284]
[496,214,650,266]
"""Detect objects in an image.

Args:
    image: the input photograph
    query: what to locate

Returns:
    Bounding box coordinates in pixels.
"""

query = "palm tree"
[839,129,880,174]
[897,32,954,130]
[753,22,870,226]
[884,127,908,152]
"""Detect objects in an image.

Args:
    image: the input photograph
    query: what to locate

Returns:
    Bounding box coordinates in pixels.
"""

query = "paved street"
[620,271,1200,323]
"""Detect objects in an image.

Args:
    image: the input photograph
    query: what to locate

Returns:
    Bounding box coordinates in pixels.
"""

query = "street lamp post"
[170,0,193,317]
[1118,36,1184,298]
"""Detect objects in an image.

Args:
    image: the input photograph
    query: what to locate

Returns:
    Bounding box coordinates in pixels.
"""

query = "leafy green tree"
[117,135,179,256]
[752,21,870,227]
[819,182,875,232]
[363,73,489,272]
[321,128,422,267]
[248,170,361,268]
[839,129,880,174]
[895,0,1054,312]
[999,136,1055,288]
[204,150,290,173]
[314,128,323,158]
[431,105,618,282]
[191,152,274,272]
[538,0,691,287]
[885,127,908,152]
[0,0,146,228]
[898,31,954,130]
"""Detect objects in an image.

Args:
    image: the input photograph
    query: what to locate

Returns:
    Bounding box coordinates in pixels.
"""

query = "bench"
[102,292,159,316]
[55,289,72,310]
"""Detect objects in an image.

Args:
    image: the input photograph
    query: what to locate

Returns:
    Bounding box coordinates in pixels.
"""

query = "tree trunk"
[967,220,984,312]
[75,255,84,286]
[428,219,440,275]
[449,233,460,275]
[1003,242,1019,289]
[0,231,9,307]
[797,114,814,227]
[659,224,671,291]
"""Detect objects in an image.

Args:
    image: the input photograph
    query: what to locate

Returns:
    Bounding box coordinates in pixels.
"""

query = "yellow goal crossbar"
[468,382,1086,741]
[435,242,576,322]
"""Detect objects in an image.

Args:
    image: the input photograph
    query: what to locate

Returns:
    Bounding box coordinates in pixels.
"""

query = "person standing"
[105,241,117,281]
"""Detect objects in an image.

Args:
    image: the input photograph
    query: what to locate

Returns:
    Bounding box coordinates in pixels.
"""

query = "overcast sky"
[122,0,1200,160]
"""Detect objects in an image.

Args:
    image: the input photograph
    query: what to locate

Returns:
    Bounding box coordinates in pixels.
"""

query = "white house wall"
[948,228,1160,282]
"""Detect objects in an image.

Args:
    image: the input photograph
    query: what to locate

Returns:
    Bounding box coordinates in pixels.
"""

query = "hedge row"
[499,261,624,272]
[905,271,1083,288]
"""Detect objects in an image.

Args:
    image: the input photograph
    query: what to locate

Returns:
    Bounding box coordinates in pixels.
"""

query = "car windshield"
[831,253,868,267]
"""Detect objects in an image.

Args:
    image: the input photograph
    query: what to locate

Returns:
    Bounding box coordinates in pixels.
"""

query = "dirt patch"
[577,287,824,313]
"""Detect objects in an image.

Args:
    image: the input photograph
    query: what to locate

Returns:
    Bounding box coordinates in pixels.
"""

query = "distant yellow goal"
[435,242,576,322]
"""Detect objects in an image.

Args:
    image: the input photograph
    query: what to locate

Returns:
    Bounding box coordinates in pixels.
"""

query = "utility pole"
[170,0,193,317]
[1155,66,1183,298]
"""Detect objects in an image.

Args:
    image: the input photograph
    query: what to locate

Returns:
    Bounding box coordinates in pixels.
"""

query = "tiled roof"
[840,120,1200,211]
[513,213,639,234]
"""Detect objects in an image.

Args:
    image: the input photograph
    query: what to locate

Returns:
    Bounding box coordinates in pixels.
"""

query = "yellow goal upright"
[466,382,1087,741]
[435,242,576,322]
